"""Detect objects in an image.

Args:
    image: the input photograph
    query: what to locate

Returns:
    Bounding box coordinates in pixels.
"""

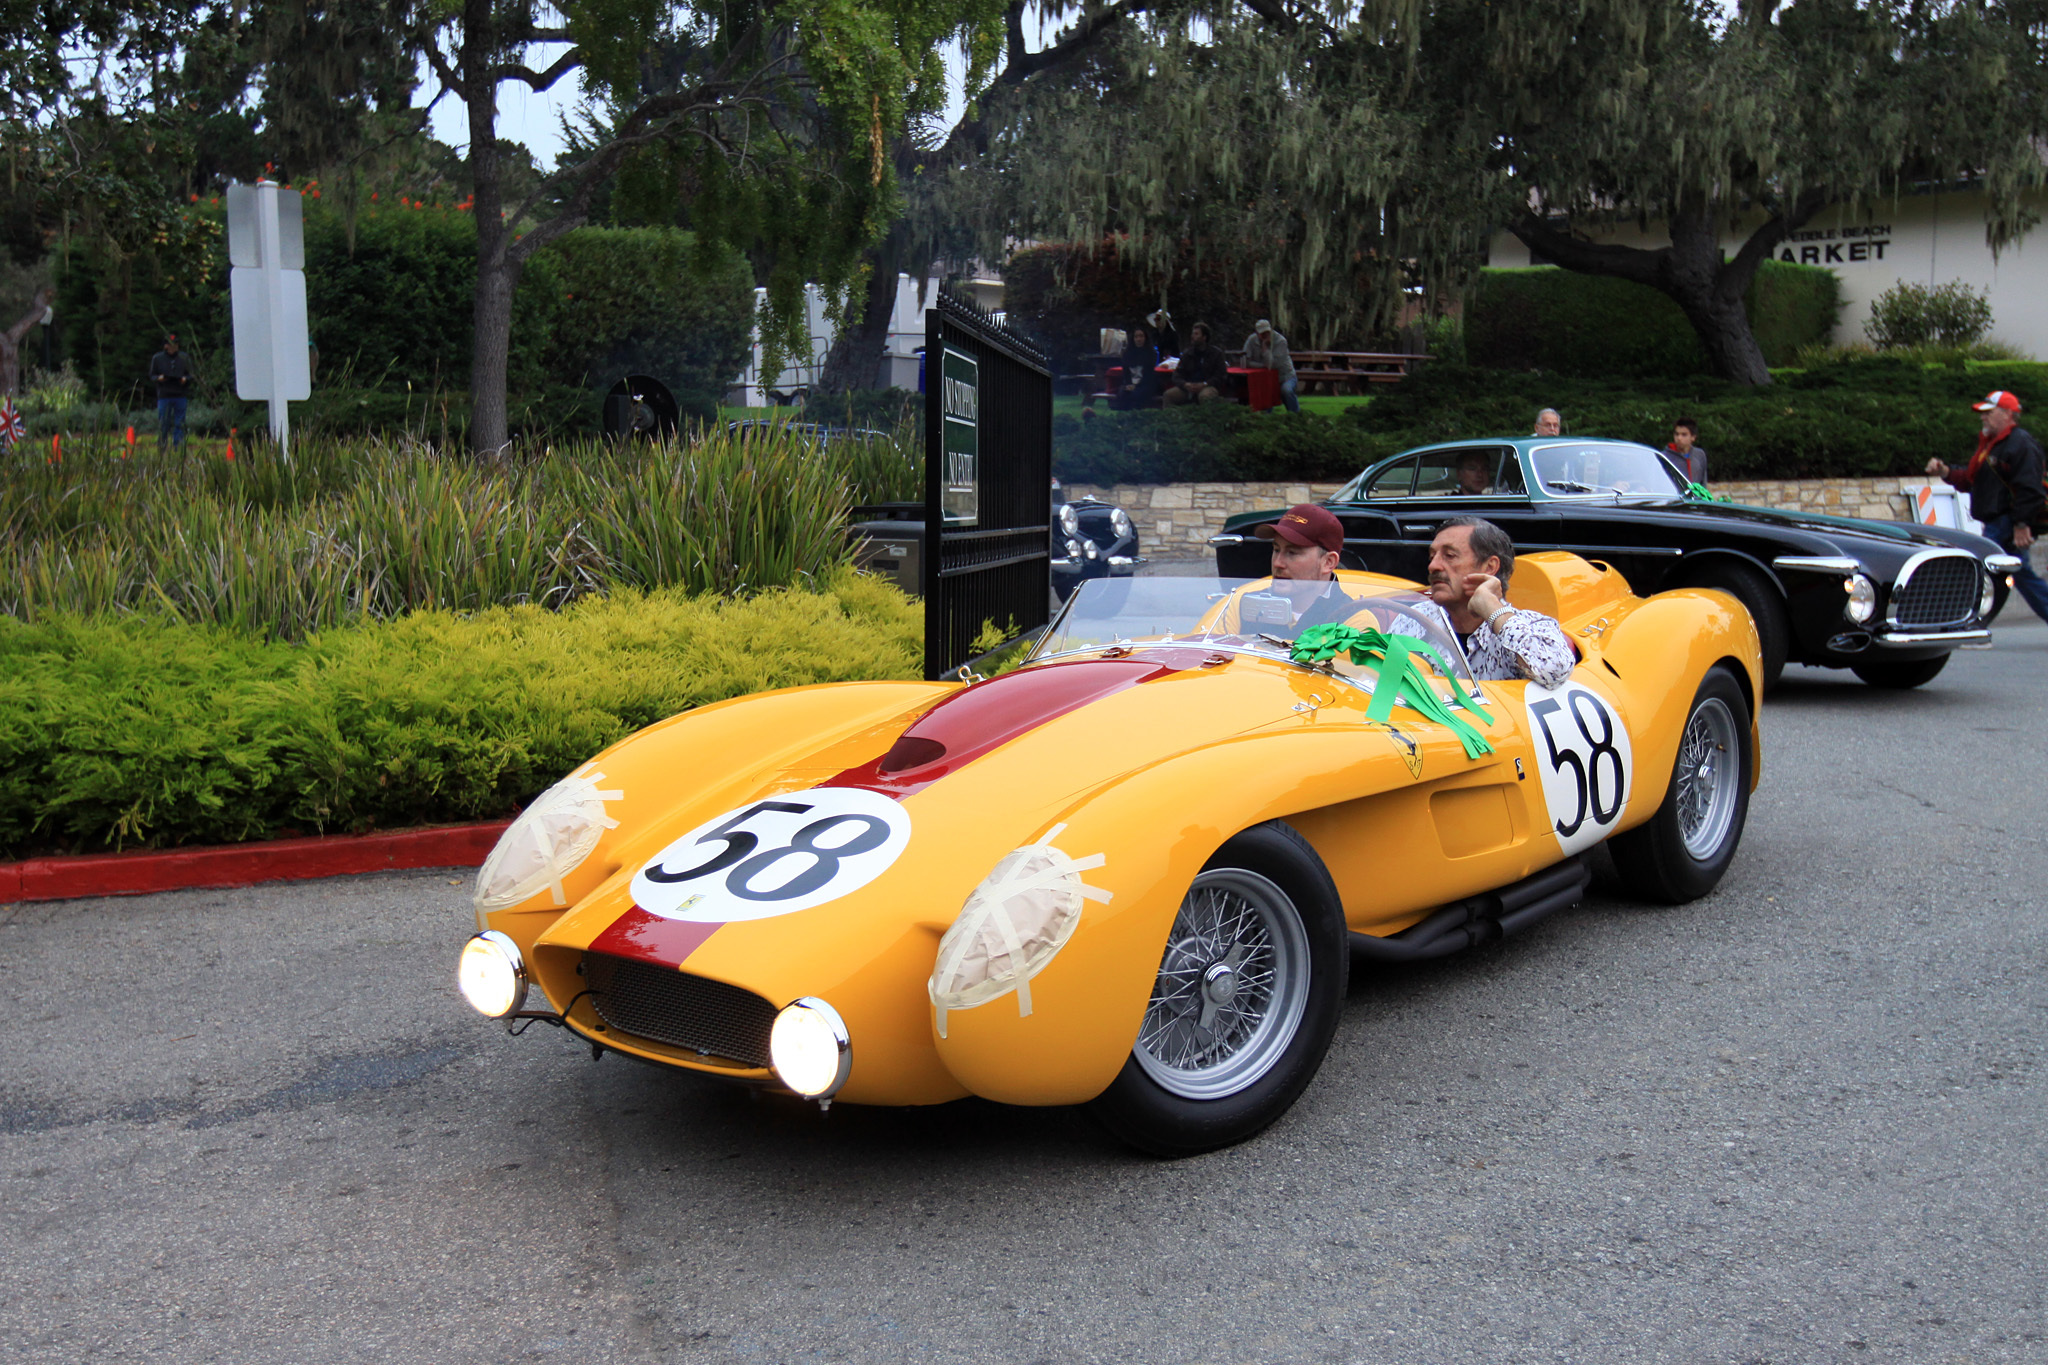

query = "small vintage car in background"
[1213,438,2022,689]
[1050,478,1145,601]
[457,554,1760,1155]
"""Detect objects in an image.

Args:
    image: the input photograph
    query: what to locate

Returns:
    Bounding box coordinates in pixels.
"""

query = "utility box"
[849,504,924,597]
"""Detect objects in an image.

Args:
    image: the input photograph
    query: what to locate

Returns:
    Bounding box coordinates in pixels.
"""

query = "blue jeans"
[1984,514,2048,625]
[1279,375,1300,413]
[156,396,187,448]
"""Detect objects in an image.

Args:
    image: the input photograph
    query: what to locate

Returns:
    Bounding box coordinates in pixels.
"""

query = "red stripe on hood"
[589,909,721,967]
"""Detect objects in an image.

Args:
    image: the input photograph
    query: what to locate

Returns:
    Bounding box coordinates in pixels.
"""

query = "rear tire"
[1690,562,1788,691]
[1609,666,1753,904]
[1090,821,1348,1156]
[1851,655,1949,689]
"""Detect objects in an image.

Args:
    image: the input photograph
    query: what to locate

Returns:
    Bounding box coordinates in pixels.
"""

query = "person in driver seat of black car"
[1401,515,1576,688]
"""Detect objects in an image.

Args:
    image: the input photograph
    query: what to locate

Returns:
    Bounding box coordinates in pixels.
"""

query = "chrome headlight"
[929,825,1112,1038]
[457,930,528,1018]
[1844,573,1877,625]
[1063,537,1085,561]
[1979,565,1998,618]
[472,766,624,922]
[770,997,851,1103]
[1057,505,1081,537]
[1110,506,1133,537]
[1083,539,1100,559]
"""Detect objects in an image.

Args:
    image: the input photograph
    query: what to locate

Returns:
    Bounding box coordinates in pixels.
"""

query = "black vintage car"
[1211,438,2023,689]
[1051,478,1145,602]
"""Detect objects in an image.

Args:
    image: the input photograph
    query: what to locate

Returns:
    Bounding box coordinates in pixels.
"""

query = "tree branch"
[4,286,53,349]
[493,49,583,92]
[1508,210,1667,288]
[422,40,468,103]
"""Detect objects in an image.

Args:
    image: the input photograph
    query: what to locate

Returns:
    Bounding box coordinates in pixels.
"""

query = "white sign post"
[227,181,310,455]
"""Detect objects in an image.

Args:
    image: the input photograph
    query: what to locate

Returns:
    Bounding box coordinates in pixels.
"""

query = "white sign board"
[225,181,310,448]
[225,184,304,269]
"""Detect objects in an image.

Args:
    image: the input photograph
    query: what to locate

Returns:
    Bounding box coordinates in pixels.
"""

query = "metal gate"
[922,288,1053,679]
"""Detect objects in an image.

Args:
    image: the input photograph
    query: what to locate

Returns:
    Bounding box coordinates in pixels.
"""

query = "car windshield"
[1530,442,1688,498]
[1029,576,1476,687]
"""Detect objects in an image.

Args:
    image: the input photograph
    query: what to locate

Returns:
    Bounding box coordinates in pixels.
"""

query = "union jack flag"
[0,399,23,448]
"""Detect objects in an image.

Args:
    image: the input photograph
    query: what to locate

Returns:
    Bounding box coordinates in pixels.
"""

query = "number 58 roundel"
[1522,680,1634,856]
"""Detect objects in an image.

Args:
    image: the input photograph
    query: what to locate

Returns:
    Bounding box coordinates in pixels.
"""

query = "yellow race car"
[456,555,1761,1154]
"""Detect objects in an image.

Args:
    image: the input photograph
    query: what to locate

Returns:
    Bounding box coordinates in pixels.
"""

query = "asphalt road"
[4,618,2044,1365]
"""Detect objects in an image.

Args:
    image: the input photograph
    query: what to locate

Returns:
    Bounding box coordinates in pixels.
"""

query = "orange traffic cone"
[225,427,236,462]
[125,426,135,457]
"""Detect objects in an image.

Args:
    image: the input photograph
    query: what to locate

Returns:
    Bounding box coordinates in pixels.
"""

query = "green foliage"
[0,422,920,634]
[0,568,922,857]
[1466,263,1841,377]
[1864,281,1996,350]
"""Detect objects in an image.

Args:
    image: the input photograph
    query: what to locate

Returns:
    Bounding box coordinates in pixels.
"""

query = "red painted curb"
[0,820,513,903]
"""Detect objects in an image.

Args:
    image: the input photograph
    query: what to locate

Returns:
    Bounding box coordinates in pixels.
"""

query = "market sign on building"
[941,345,979,524]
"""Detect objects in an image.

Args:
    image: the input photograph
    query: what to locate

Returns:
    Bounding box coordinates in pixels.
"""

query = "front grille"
[1890,555,1980,628]
[583,954,776,1067]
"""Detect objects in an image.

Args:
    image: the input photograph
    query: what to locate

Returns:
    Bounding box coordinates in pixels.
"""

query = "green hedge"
[0,569,920,859]
[1465,262,1841,377]
[1053,355,2048,484]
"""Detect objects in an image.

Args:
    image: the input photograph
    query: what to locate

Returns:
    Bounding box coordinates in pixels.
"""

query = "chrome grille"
[1890,554,1980,628]
[583,954,776,1066]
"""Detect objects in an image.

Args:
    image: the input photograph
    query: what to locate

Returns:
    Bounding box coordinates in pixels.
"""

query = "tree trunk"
[1509,191,1827,387]
[817,221,915,395]
[462,0,516,454]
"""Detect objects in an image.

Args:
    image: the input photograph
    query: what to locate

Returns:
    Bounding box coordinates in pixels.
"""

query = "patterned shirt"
[1400,598,1577,690]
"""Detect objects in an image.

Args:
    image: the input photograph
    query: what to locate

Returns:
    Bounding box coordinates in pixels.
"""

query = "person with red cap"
[1926,390,2048,625]
[1249,503,1372,631]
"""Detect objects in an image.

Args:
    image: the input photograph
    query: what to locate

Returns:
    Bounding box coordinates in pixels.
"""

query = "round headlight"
[1110,506,1133,536]
[1979,566,1998,618]
[1844,573,1877,624]
[1064,537,1085,559]
[770,997,851,1101]
[457,930,528,1018]
[472,766,624,919]
[1057,505,1081,537]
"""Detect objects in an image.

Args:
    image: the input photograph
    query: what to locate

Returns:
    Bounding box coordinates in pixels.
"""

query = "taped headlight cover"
[473,765,625,921]
[929,824,1112,1037]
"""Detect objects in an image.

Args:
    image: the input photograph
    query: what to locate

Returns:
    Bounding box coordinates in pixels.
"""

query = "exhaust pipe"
[1350,856,1590,963]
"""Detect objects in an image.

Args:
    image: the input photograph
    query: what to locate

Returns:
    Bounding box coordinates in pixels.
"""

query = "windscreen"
[1531,442,1688,498]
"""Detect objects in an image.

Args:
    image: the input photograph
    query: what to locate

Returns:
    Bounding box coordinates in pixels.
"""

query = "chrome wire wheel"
[1133,868,1311,1100]
[1674,695,1741,859]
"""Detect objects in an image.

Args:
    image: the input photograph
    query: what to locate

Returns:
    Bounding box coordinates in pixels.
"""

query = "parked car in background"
[1052,478,1145,602]
[1212,438,2023,690]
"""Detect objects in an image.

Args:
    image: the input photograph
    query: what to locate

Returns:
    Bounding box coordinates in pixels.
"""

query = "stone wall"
[1065,476,1943,560]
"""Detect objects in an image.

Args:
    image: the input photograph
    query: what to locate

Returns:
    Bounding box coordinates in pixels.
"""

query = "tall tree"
[404,0,1005,451]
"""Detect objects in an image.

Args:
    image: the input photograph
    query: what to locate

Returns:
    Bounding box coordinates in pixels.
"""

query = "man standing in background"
[1243,319,1300,414]
[1926,390,2048,625]
[148,334,195,449]
[1668,418,1708,483]
[1533,408,1562,437]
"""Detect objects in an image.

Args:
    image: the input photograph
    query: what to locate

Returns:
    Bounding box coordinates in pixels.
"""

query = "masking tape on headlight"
[472,766,624,921]
[929,824,1112,1038]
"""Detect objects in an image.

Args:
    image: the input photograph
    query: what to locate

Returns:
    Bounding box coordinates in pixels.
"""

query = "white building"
[1486,185,2048,359]
[729,266,1006,405]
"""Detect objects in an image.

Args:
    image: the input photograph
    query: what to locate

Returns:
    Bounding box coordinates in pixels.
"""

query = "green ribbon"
[1289,623,1496,759]
[1685,481,1731,503]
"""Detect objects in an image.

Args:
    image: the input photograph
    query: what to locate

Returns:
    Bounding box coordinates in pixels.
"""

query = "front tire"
[1090,821,1348,1156]
[1851,655,1949,689]
[1609,666,1753,904]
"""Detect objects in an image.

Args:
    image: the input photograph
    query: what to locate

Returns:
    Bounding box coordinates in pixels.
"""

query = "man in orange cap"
[1926,390,2048,624]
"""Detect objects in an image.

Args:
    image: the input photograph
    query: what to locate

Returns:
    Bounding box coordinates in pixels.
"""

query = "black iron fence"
[922,289,1053,679]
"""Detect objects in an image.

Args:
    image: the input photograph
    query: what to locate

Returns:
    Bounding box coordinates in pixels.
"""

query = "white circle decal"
[1523,680,1634,856]
[630,787,912,923]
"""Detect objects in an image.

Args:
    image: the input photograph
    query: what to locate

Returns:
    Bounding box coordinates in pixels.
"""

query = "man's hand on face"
[1925,457,1950,478]
[1465,574,1505,620]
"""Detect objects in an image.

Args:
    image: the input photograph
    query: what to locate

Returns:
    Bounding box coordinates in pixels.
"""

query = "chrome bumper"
[1874,628,1993,649]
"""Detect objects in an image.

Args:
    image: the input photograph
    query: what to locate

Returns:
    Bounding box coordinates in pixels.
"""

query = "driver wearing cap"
[1248,503,1376,632]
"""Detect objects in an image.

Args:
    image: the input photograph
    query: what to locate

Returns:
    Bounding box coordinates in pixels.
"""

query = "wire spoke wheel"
[1673,695,1740,860]
[1134,868,1310,1100]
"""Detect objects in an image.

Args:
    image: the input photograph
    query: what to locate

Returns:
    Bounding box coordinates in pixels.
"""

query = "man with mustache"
[1410,515,1576,687]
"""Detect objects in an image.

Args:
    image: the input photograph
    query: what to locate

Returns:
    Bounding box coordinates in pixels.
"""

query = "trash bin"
[848,505,924,597]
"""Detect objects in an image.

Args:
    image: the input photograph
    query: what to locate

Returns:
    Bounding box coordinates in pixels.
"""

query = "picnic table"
[1233,349,1431,393]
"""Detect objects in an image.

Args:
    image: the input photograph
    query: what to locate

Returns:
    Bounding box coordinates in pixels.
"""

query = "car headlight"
[1979,566,1999,618]
[1083,539,1100,559]
[457,930,528,1018]
[928,825,1112,1038]
[1844,573,1877,625]
[1057,505,1080,537]
[472,766,624,922]
[770,997,851,1103]
[1110,506,1133,537]
[1063,537,1085,560]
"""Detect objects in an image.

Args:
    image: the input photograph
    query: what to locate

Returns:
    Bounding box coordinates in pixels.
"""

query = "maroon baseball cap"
[1256,503,1343,554]
[1973,390,2022,413]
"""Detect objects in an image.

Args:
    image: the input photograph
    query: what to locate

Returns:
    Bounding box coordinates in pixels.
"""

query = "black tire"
[1690,562,1788,691]
[1609,666,1754,904]
[1851,655,1950,689]
[1089,821,1348,1156]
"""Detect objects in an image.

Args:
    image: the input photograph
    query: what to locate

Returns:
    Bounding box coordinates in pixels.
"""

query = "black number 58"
[644,800,892,901]
[1529,693,1625,837]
